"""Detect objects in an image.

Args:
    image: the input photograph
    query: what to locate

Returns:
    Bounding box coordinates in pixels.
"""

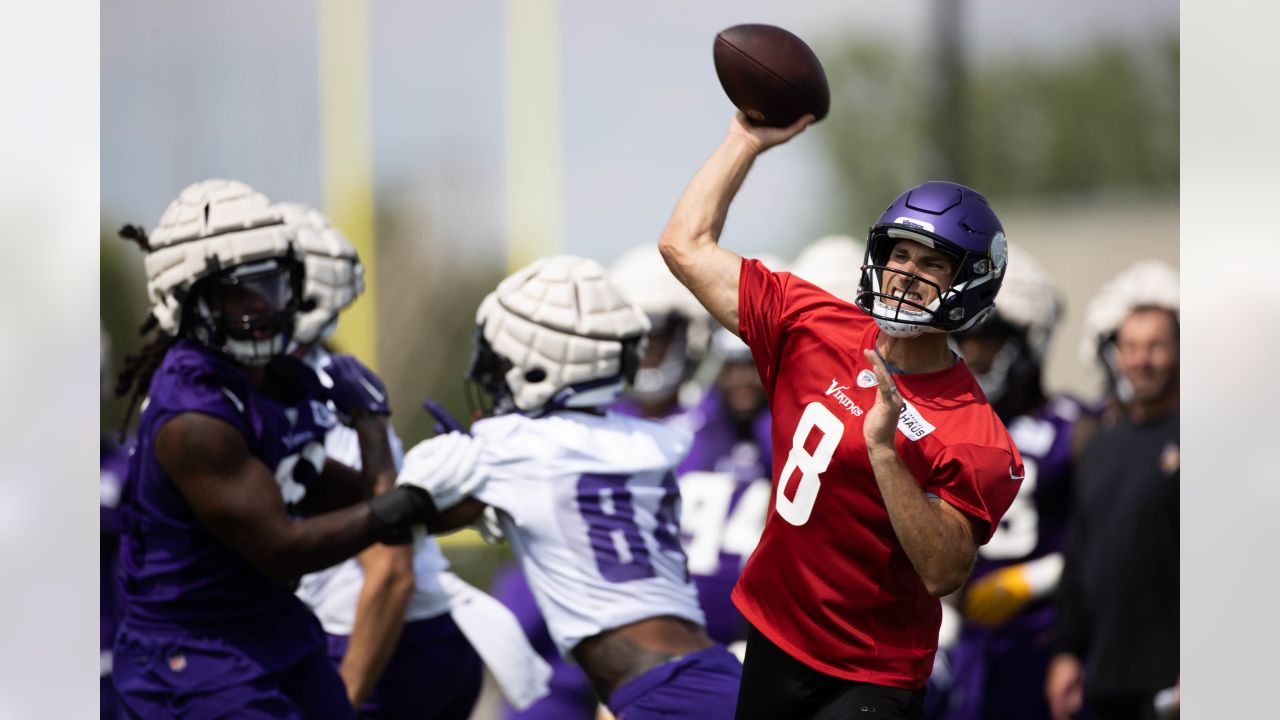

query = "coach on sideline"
[658,112,1024,720]
[1046,264,1180,720]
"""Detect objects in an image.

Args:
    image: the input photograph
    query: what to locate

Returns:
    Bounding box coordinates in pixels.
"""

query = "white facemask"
[871,298,930,338]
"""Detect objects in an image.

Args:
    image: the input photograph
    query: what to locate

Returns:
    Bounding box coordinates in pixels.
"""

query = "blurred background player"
[929,242,1096,720]
[109,180,438,718]
[674,326,772,656]
[608,244,713,420]
[281,202,501,719]
[788,235,867,304]
[100,324,128,720]
[1047,261,1179,720]
[397,256,744,720]
[1077,261,1181,420]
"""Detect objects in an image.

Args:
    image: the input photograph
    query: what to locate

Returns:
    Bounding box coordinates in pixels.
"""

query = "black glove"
[368,486,438,545]
[315,353,390,426]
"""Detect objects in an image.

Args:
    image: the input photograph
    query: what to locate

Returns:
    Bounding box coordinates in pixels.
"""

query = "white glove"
[475,506,506,544]
[397,432,486,511]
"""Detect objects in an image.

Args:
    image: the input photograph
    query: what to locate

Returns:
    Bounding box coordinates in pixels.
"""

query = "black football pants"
[735,624,926,720]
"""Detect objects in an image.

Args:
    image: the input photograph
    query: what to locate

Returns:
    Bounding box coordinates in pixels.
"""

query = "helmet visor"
[209,260,296,340]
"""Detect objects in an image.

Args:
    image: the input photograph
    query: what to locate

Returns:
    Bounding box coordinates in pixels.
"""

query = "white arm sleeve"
[397,432,486,510]
[441,572,551,710]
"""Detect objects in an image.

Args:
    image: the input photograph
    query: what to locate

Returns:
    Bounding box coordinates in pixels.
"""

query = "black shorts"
[735,624,926,720]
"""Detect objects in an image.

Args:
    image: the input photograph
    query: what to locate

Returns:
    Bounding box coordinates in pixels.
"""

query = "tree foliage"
[816,34,1179,230]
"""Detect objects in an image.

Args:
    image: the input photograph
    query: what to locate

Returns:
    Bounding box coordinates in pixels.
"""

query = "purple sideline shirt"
[117,339,337,666]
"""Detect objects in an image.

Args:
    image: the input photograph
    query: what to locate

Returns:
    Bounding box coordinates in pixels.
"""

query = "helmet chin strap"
[535,377,626,416]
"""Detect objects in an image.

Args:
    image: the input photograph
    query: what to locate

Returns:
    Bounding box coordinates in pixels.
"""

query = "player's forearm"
[340,544,415,706]
[426,497,489,535]
[355,415,398,495]
[868,446,974,596]
[659,137,757,333]
[259,504,381,580]
[660,135,759,264]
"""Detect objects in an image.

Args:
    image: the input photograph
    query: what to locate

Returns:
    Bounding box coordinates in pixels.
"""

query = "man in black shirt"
[1047,298,1179,720]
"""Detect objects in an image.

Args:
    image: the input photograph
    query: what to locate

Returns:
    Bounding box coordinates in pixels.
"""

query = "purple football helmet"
[855,180,1007,336]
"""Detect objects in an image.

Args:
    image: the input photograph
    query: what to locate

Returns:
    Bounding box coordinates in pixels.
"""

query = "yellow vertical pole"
[504,0,564,273]
[318,0,378,368]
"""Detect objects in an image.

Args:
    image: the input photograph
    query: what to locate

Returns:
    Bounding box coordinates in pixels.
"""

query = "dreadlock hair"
[114,223,177,441]
[118,223,151,251]
[114,320,177,441]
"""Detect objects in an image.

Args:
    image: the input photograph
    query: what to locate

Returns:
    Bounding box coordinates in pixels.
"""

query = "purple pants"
[504,657,597,720]
[607,644,742,720]
[942,620,1054,720]
[113,622,353,719]
[326,612,482,720]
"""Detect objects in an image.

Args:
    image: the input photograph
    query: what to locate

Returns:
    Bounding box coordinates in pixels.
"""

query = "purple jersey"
[673,390,771,645]
[937,395,1090,720]
[101,438,131,720]
[117,339,336,654]
[970,395,1083,584]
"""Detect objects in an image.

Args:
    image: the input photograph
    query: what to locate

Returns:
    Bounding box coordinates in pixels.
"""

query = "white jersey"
[447,411,702,658]
[295,349,452,634]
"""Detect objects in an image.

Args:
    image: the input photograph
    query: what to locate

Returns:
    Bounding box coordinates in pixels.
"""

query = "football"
[713,23,830,127]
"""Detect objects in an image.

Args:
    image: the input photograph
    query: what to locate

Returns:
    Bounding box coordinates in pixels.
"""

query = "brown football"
[713,24,830,127]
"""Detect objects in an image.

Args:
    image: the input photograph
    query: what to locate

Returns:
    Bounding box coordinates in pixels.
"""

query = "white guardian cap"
[276,202,365,347]
[141,179,302,365]
[1080,260,1180,366]
[991,241,1062,364]
[468,255,650,415]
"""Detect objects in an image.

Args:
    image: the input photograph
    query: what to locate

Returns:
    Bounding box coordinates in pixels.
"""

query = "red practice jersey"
[732,259,1024,688]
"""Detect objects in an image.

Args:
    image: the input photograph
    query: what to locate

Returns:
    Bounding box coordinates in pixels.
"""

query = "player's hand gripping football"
[862,349,903,451]
[727,111,814,154]
[314,353,391,426]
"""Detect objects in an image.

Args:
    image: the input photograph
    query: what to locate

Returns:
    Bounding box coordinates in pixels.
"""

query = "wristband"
[368,486,437,545]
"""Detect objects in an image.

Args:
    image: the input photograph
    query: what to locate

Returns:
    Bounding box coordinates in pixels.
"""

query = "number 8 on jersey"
[776,402,845,526]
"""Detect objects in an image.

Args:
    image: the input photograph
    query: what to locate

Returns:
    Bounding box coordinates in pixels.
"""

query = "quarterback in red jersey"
[658,112,1023,720]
